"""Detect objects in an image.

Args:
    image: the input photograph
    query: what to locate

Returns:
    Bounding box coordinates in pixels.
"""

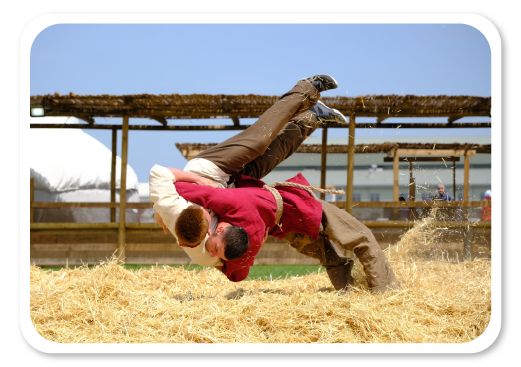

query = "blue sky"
[30,23,491,182]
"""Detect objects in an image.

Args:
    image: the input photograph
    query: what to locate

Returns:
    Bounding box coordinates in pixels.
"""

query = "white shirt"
[148,161,230,267]
[183,158,229,188]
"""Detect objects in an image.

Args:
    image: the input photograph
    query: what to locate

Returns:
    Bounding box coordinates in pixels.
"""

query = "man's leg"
[193,80,320,175]
[318,200,399,294]
[238,101,348,180]
[193,75,340,177]
[283,232,354,291]
[237,110,319,180]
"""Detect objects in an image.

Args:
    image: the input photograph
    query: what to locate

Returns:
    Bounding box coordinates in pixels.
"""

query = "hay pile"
[30,215,491,343]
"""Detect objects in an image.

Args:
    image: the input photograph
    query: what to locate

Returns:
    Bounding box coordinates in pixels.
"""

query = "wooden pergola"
[30,92,492,261]
[176,141,491,205]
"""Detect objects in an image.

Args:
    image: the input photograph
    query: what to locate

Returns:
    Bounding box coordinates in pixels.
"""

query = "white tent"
[30,116,141,222]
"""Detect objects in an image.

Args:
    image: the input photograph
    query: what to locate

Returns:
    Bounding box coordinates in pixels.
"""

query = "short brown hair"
[175,205,209,247]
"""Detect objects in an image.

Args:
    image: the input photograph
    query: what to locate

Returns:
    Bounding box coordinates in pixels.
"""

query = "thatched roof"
[175,142,491,160]
[30,93,491,121]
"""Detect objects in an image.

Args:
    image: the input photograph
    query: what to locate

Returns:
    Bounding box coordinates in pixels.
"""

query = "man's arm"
[149,164,223,268]
[262,227,270,244]
[167,167,220,188]
[153,211,169,234]
[149,165,191,236]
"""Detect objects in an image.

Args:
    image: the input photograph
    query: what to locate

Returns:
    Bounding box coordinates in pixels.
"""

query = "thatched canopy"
[30,93,491,122]
[175,142,491,160]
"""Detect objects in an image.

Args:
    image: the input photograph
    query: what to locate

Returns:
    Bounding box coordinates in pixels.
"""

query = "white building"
[262,134,491,203]
[30,117,141,223]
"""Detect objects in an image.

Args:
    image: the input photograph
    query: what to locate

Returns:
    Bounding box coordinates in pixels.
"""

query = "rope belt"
[263,182,345,228]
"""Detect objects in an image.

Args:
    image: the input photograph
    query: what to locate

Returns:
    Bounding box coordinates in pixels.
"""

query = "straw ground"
[30,215,491,343]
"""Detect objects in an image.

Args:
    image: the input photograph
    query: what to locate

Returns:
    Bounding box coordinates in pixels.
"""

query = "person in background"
[480,190,491,221]
[434,183,454,201]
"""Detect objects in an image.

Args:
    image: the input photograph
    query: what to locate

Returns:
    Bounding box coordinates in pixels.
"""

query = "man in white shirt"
[150,74,346,268]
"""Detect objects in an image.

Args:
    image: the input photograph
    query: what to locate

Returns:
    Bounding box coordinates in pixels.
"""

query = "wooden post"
[408,162,414,201]
[346,116,355,214]
[463,152,470,218]
[393,150,400,202]
[393,150,400,220]
[110,128,117,222]
[452,160,456,199]
[464,226,473,261]
[320,127,328,200]
[30,178,34,223]
[344,116,356,259]
[118,116,129,261]
[409,162,415,220]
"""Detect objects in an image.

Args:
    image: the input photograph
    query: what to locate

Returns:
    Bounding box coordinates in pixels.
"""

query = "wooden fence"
[30,187,491,267]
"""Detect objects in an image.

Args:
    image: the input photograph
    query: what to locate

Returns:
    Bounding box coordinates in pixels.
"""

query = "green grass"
[35,264,322,280]
[246,265,322,281]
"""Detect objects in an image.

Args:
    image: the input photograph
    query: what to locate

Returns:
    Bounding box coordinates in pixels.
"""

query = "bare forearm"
[166,167,200,183]
[166,167,219,188]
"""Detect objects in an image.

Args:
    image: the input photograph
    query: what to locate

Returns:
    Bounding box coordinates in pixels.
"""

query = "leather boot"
[326,260,354,291]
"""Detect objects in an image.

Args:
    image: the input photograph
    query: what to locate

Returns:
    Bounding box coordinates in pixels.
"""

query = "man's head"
[485,190,492,200]
[437,184,446,195]
[175,204,210,247]
[205,223,249,261]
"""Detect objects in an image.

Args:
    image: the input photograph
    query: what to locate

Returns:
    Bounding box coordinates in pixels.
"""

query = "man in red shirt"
[174,173,399,294]
[152,74,397,293]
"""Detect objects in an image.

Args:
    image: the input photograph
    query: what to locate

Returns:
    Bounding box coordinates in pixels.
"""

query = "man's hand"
[153,211,169,234]
[262,227,270,244]
[195,176,220,188]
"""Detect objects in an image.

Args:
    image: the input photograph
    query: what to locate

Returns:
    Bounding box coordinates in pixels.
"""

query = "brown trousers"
[283,201,398,293]
[194,80,320,182]
[193,79,397,293]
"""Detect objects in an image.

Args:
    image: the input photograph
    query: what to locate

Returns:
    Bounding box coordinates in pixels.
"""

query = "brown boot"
[326,260,354,291]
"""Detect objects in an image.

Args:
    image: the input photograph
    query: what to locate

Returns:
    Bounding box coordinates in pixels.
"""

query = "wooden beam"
[125,223,163,230]
[320,127,328,200]
[30,122,492,130]
[376,116,388,123]
[151,117,168,126]
[110,128,117,222]
[118,116,129,261]
[31,202,153,209]
[30,178,34,223]
[388,149,477,157]
[346,116,356,214]
[29,222,162,230]
[361,221,490,228]
[30,200,489,210]
[31,223,120,230]
[329,200,487,208]
[383,157,460,162]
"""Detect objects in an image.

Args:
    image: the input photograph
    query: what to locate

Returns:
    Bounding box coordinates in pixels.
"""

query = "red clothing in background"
[175,173,323,282]
[481,198,491,221]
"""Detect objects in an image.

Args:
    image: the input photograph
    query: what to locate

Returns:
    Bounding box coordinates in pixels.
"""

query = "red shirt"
[481,198,491,221]
[174,173,323,282]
